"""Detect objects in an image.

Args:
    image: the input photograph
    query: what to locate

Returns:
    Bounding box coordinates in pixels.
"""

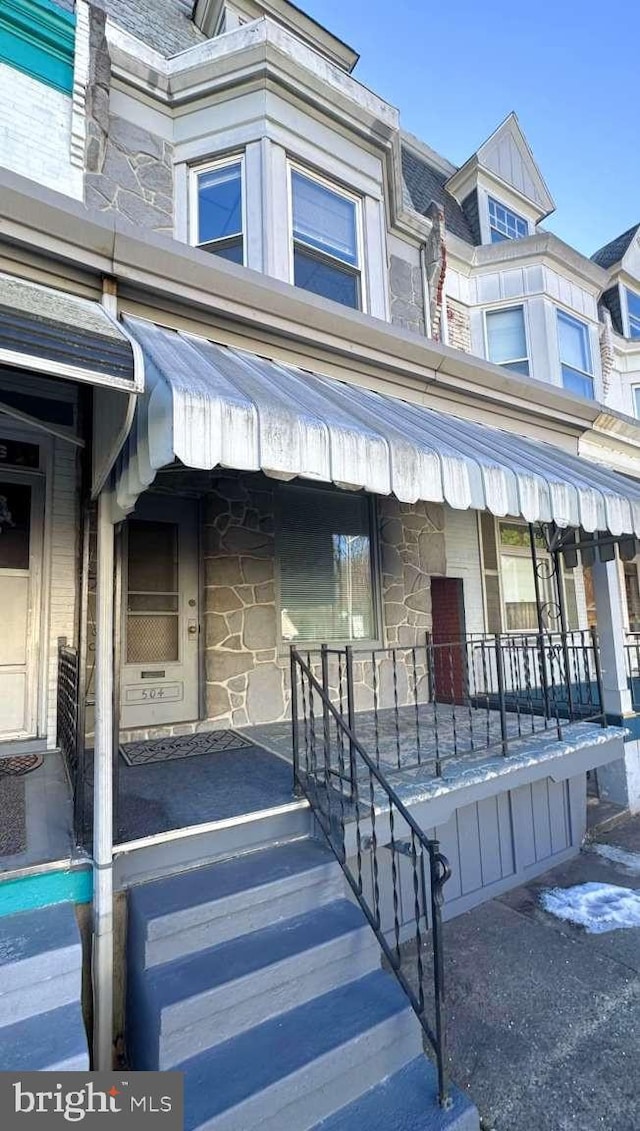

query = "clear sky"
[300,0,639,258]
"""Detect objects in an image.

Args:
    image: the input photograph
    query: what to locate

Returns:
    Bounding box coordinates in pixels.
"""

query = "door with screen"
[120,497,199,728]
[0,475,42,738]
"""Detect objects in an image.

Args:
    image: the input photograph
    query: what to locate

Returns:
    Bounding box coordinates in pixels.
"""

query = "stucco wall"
[388,254,425,336]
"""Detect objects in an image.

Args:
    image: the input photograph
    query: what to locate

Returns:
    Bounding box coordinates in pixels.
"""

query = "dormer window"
[488,197,528,243]
[290,166,362,310]
[193,157,244,264]
[625,288,640,339]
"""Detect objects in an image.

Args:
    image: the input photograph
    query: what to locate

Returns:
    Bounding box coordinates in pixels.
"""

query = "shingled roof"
[591,223,640,270]
[94,0,205,56]
[401,146,475,245]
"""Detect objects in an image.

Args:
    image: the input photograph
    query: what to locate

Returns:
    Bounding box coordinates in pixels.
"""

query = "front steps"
[127,838,478,1129]
[0,902,89,1070]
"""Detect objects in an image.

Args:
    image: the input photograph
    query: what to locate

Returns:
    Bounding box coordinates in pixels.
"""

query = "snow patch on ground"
[540,882,640,933]
[589,842,640,874]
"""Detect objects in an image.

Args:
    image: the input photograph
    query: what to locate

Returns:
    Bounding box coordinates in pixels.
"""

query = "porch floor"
[0,751,75,875]
[87,742,297,846]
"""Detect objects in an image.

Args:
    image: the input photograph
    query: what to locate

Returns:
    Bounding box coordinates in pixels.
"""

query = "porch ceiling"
[114,316,640,536]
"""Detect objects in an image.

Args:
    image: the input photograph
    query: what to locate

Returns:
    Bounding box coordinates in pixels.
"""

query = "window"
[488,197,528,243]
[194,158,244,263]
[498,522,578,632]
[290,167,361,310]
[485,307,529,375]
[626,289,640,339]
[276,486,377,643]
[557,311,594,399]
[624,562,640,633]
[634,387,640,419]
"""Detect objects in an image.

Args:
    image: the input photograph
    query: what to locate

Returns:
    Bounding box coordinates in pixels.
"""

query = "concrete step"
[312,1057,480,1130]
[0,1001,89,1072]
[0,903,84,1027]
[128,838,343,969]
[179,970,422,1131]
[132,899,380,1069]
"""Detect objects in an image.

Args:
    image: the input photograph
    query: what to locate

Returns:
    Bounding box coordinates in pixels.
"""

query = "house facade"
[1,0,640,1122]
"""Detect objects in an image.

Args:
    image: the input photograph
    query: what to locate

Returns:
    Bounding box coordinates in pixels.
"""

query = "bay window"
[290,167,362,310]
[485,307,529,375]
[193,157,244,263]
[557,310,594,399]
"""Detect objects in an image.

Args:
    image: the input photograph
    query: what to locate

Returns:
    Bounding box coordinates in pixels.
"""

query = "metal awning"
[114,316,640,536]
[0,273,137,389]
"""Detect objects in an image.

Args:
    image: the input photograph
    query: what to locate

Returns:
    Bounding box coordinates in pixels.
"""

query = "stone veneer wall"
[389,255,426,336]
[84,5,174,232]
[203,473,447,729]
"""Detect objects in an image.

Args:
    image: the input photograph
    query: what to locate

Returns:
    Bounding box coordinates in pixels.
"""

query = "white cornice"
[473,231,607,291]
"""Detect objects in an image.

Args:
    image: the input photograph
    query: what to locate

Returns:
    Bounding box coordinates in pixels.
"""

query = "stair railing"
[290,646,452,1110]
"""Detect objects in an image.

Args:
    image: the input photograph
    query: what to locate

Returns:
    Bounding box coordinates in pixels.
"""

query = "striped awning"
[113,316,640,537]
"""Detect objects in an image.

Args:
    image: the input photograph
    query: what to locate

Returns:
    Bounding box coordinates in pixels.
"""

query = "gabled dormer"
[445,112,555,247]
[593,225,640,340]
[193,0,359,72]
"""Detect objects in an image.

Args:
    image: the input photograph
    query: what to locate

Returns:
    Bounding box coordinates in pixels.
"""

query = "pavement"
[439,807,640,1131]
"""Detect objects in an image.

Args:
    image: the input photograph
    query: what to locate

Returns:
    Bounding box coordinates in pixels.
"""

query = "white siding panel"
[45,437,80,746]
[444,506,485,634]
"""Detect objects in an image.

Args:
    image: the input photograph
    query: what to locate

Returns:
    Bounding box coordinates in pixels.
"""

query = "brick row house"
[1,0,640,1125]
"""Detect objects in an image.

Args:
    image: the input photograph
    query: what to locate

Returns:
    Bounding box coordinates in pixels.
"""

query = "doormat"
[120,730,258,767]
[0,775,27,856]
[0,754,43,777]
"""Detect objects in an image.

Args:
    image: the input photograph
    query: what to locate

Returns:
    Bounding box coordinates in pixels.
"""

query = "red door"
[430,578,467,704]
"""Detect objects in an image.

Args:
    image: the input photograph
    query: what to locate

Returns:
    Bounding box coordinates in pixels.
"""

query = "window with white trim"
[485,307,529,375]
[497,521,578,632]
[633,387,640,419]
[488,197,528,243]
[276,485,377,644]
[290,166,362,310]
[557,310,594,399]
[625,288,640,339]
[192,157,244,264]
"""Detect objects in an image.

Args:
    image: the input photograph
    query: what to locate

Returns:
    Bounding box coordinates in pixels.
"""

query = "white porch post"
[93,489,115,1070]
[591,557,632,716]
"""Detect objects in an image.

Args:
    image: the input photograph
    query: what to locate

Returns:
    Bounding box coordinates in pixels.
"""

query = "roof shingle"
[94,0,205,56]
[591,223,640,269]
[401,147,475,245]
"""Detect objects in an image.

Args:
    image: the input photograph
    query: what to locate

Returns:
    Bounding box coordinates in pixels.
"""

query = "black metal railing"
[57,639,87,846]
[292,629,605,780]
[625,634,640,710]
[290,647,452,1109]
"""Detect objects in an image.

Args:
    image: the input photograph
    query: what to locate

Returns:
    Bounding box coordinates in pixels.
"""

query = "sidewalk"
[439,809,640,1131]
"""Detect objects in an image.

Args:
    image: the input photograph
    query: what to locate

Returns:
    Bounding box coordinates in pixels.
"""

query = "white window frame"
[189,153,246,265]
[556,308,594,399]
[286,160,367,313]
[496,519,578,634]
[632,386,640,420]
[624,286,640,340]
[483,304,530,375]
[487,196,529,242]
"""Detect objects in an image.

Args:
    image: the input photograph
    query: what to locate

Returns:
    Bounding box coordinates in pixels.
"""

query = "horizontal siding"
[45,435,79,745]
[444,506,485,634]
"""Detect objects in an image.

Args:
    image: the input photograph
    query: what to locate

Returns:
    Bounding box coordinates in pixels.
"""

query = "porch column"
[93,489,115,1070]
[591,557,632,716]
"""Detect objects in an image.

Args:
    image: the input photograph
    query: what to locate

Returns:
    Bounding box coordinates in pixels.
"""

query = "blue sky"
[300,0,639,257]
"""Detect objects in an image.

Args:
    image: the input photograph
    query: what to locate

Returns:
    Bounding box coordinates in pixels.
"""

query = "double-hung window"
[193,157,244,264]
[625,288,640,339]
[485,307,529,375]
[557,311,594,399]
[498,522,578,632]
[290,167,362,310]
[276,485,377,644]
[488,197,528,242]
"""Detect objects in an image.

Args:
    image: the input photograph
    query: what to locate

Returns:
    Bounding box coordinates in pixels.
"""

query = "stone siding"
[201,474,447,729]
[446,297,472,353]
[84,6,174,233]
[389,254,425,336]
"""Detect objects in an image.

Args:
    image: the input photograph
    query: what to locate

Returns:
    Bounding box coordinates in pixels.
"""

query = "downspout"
[91,276,141,1070]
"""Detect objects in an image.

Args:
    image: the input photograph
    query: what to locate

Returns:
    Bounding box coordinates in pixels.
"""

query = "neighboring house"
[1,1,640,1125]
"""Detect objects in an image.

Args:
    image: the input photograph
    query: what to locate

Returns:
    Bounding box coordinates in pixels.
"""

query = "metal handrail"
[291,646,452,1109]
